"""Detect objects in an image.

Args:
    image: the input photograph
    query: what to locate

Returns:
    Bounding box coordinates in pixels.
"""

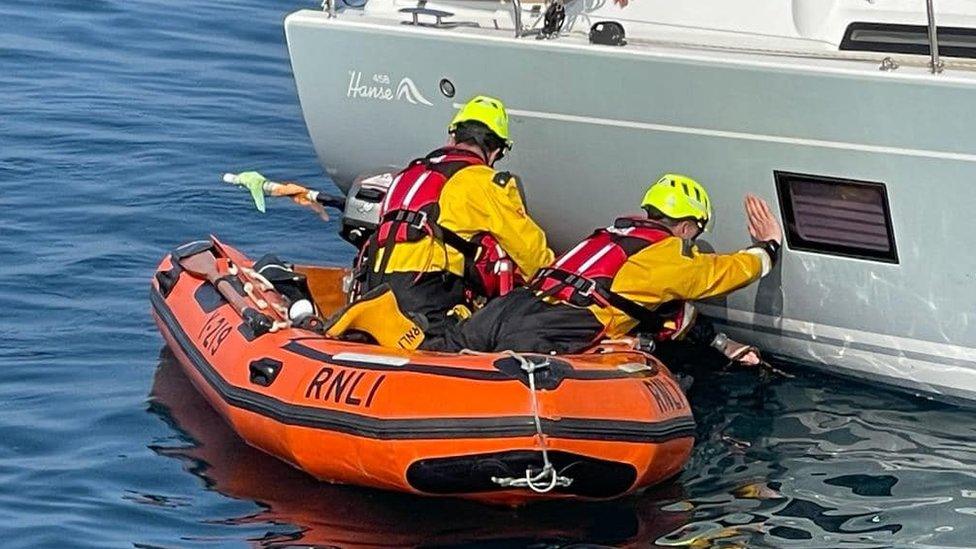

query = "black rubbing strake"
[150,287,696,442]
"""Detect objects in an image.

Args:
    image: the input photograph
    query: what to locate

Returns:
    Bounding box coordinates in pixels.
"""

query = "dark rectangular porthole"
[774,171,898,263]
[840,22,976,59]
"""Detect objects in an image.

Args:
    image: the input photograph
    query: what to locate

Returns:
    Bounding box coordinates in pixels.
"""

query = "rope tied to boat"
[242,266,290,317]
[226,260,292,331]
[491,351,573,494]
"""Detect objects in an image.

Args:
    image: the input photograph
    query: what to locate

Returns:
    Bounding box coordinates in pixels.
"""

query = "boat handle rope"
[241,281,269,310]
[241,266,290,318]
[491,351,573,494]
[225,262,268,310]
[241,266,275,292]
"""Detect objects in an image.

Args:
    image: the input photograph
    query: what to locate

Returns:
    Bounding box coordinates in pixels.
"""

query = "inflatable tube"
[149,352,693,545]
[150,237,695,505]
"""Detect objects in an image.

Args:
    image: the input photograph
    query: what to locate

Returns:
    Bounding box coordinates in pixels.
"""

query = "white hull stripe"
[733,326,976,402]
[723,317,976,369]
[503,107,976,164]
[698,304,976,369]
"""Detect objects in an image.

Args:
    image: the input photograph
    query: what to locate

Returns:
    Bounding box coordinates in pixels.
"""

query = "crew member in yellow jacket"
[350,96,553,344]
[432,174,782,362]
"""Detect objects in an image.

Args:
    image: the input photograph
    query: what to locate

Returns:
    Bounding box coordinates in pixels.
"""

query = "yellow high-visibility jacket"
[375,164,554,280]
[583,237,767,338]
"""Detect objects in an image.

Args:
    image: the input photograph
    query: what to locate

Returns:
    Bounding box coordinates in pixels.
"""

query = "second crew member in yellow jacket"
[350,96,553,345]
[430,174,782,361]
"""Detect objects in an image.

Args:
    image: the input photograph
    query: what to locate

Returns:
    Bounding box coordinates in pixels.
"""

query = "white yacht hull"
[285,10,976,400]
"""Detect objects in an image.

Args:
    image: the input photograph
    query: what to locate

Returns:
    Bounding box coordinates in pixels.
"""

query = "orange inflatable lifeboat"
[150,237,695,505]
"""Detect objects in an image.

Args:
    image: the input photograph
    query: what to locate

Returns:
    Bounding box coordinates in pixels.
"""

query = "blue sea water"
[2,1,976,547]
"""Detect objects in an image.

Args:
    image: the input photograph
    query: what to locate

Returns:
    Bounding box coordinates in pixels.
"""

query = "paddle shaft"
[177,250,274,335]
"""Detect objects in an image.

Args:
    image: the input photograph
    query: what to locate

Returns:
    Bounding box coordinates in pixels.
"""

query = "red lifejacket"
[375,148,483,245]
[531,216,681,335]
[359,148,515,298]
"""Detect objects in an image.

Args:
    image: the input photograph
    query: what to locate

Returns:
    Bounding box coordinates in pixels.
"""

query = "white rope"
[270,301,290,317]
[239,266,289,315]
[491,351,573,493]
[458,348,491,356]
[242,267,276,292]
[241,282,269,310]
[268,320,291,333]
[224,260,290,329]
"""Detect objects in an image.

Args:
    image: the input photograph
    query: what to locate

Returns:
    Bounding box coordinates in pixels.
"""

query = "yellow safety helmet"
[449,95,512,147]
[641,174,713,231]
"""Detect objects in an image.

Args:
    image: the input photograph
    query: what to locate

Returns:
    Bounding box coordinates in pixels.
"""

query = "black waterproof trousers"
[425,288,605,353]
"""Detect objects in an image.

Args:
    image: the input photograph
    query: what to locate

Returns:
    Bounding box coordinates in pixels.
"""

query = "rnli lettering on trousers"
[322,285,427,350]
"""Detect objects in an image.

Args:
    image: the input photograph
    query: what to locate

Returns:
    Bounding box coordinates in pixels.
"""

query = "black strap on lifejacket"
[362,213,482,289]
[360,149,485,288]
[377,210,481,259]
[613,216,674,233]
[528,217,676,331]
[367,216,400,289]
[422,147,485,175]
[531,267,664,330]
[436,225,480,259]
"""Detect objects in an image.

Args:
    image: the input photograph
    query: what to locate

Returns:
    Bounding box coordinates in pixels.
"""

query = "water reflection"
[148,349,976,547]
[671,358,976,548]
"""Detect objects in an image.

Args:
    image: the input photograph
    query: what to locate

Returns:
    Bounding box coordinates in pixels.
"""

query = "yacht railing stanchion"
[512,0,524,37]
[322,0,336,18]
[926,0,944,73]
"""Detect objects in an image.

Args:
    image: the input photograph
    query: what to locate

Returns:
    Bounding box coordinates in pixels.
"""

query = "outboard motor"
[340,171,395,247]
